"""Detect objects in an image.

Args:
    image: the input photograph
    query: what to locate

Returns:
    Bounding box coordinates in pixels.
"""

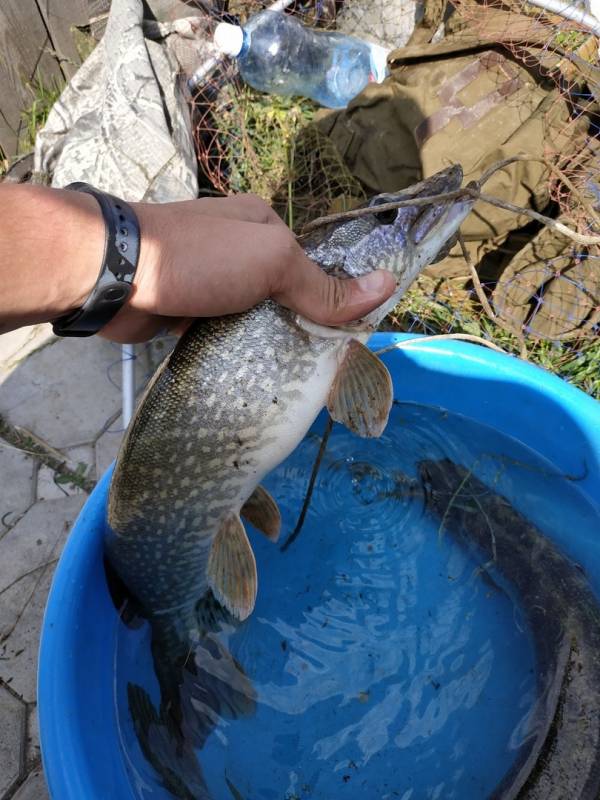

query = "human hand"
[101,193,396,343]
[0,186,395,342]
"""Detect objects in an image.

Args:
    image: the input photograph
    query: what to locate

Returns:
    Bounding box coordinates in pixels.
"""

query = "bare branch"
[299,155,600,247]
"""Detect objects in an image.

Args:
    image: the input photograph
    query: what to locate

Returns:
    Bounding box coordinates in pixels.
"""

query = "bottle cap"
[369,43,391,84]
[214,22,245,56]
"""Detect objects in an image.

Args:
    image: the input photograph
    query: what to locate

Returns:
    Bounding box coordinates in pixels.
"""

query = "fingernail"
[357,270,391,295]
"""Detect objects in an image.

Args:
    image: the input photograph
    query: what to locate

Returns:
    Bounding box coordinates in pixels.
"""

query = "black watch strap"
[52,182,141,337]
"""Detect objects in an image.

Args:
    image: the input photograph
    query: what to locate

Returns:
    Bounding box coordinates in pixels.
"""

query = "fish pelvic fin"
[328,339,393,438]
[207,514,257,621]
[241,485,281,542]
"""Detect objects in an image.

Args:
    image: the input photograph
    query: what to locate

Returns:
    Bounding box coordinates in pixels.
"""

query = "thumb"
[273,257,397,326]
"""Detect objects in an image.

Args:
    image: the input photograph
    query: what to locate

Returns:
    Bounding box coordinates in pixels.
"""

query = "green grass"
[553,30,588,50]
[19,73,64,155]
[216,86,316,215]
[0,72,64,179]
[389,279,600,399]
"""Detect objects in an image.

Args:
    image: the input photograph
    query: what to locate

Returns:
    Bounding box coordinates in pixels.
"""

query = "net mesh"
[184,0,599,396]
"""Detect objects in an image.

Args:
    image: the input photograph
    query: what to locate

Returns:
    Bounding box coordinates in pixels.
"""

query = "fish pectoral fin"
[295,314,374,338]
[327,339,393,438]
[241,485,281,542]
[207,515,257,621]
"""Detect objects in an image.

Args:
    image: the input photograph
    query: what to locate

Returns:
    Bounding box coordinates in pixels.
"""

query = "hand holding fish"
[0,184,396,341]
[105,192,397,342]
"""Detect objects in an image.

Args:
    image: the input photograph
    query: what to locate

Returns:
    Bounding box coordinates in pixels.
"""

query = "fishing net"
[169,0,600,395]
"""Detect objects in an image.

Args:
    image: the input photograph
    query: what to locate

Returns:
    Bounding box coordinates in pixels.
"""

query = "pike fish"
[106,166,474,796]
[419,458,600,800]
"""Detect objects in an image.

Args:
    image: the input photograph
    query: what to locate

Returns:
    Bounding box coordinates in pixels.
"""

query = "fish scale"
[105,165,475,799]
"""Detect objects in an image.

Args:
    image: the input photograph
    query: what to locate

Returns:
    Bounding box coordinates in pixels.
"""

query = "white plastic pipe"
[121,344,136,428]
[527,0,600,35]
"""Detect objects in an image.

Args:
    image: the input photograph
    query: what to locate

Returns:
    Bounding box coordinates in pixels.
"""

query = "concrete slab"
[0,496,85,702]
[0,445,36,531]
[36,465,86,502]
[11,768,48,800]
[0,684,26,797]
[0,337,146,450]
[0,325,56,380]
[64,444,96,482]
[91,334,177,480]
[25,703,40,770]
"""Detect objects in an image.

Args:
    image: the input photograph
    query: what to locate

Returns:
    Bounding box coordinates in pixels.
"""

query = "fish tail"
[127,683,210,800]
[128,595,256,794]
[176,633,256,746]
[149,596,256,749]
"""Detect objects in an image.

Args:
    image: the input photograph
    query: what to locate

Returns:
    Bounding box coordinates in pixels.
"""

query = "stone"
[0,497,85,702]
[0,337,148,450]
[0,684,26,797]
[0,445,36,531]
[11,768,49,800]
[0,325,56,380]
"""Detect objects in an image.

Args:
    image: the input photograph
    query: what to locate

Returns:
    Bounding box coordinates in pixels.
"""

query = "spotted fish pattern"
[107,301,335,623]
[107,165,474,633]
[106,166,474,799]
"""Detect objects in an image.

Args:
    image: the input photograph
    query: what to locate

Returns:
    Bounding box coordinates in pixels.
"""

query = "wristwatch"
[52,183,141,337]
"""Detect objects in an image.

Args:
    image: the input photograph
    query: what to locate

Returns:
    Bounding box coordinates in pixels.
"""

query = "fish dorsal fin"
[328,339,393,438]
[241,485,281,542]
[207,515,257,621]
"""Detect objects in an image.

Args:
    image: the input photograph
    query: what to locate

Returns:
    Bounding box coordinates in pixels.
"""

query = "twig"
[438,462,478,539]
[299,155,600,247]
[476,155,528,187]
[280,417,333,552]
[477,190,600,245]
[457,233,529,360]
[300,188,470,233]
[0,416,96,494]
[0,559,59,599]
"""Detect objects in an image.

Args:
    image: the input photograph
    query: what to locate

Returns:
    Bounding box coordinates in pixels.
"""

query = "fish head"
[302,165,475,327]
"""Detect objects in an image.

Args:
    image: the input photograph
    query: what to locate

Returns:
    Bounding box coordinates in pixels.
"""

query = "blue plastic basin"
[39,333,600,799]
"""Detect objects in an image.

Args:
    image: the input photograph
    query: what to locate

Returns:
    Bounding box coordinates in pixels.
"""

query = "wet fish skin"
[419,458,600,800]
[107,165,472,633]
[106,167,473,798]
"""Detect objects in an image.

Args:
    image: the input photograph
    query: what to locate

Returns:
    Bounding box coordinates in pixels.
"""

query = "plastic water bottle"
[213,10,389,109]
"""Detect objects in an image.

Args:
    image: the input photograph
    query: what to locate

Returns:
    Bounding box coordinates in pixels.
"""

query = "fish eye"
[373,208,397,225]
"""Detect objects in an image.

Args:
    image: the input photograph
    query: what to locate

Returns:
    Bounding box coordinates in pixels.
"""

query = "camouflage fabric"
[32,0,210,202]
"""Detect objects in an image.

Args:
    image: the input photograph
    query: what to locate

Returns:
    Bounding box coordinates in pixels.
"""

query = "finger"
[272,251,397,326]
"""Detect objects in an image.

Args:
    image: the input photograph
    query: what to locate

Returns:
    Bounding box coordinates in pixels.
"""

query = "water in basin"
[111,401,600,800]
